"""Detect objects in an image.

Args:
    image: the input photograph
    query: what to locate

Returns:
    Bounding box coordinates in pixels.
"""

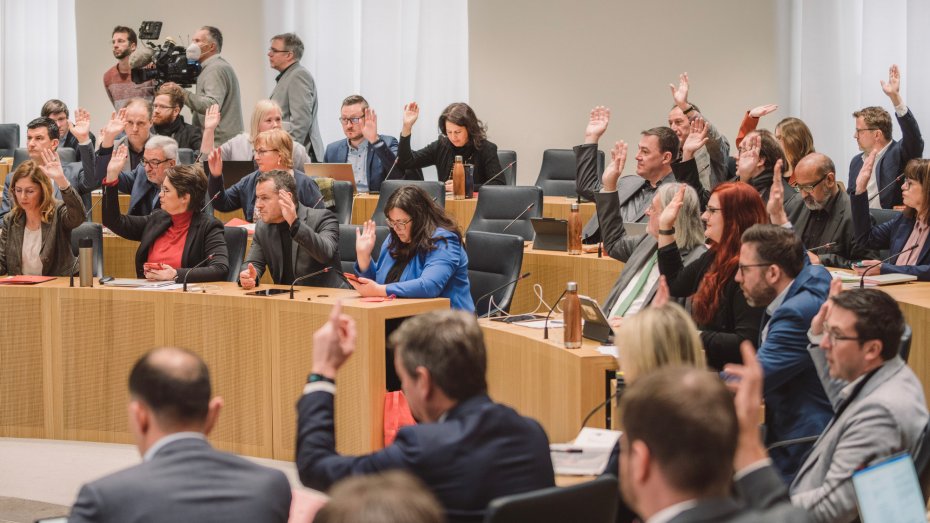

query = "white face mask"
[186,43,202,61]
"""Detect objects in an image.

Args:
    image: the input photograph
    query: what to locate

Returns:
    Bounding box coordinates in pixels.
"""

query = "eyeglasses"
[254,149,276,157]
[737,262,772,274]
[855,128,878,136]
[159,186,172,195]
[794,174,828,193]
[338,116,365,125]
[153,103,177,111]
[903,178,921,189]
[386,218,412,230]
[268,47,290,54]
[705,206,722,215]
[822,323,863,345]
[142,158,171,168]
[13,188,38,197]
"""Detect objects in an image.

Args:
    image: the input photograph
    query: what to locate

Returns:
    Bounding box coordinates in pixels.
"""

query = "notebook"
[853,452,925,523]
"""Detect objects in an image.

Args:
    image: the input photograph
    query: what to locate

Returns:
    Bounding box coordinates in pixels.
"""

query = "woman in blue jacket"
[352,185,473,311]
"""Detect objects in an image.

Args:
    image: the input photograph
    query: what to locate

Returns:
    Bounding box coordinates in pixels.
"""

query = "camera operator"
[104,26,155,109]
[163,26,242,147]
[152,83,202,151]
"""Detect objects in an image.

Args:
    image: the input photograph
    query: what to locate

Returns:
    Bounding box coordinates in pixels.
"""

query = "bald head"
[794,152,837,210]
[128,347,211,429]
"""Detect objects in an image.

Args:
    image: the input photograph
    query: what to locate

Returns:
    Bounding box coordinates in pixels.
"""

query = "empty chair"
[69,222,104,277]
[467,231,525,317]
[483,475,618,523]
[496,149,517,185]
[0,123,19,157]
[224,226,248,282]
[177,148,196,165]
[534,148,604,198]
[467,185,543,241]
[371,180,445,226]
[338,223,390,274]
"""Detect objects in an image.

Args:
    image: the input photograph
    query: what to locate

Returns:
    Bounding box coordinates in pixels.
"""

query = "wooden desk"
[511,246,623,314]
[90,192,244,225]
[481,320,617,444]
[0,279,447,460]
[877,283,930,407]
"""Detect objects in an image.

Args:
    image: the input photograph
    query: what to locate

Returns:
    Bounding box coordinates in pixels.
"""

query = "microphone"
[182,254,214,292]
[68,256,80,287]
[807,241,836,253]
[476,272,531,318]
[502,203,536,232]
[868,173,905,203]
[86,187,107,220]
[543,287,570,340]
[858,245,917,288]
[128,44,155,69]
[290,267,331,299]
[579,379,626,429]
[481,161,516,186]
[382,158,400,182]
[199,191,219,214]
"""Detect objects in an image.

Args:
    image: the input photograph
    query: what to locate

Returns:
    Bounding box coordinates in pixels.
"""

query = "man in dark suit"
[323,95,399,193]
[41,99,96,162]
[846,64,923,210]
[296,306,555,519]
[787,153,874,268]
[239,170,345,289]
[619,365,811,523]
[68,347,292,522]
[269,32,323,161]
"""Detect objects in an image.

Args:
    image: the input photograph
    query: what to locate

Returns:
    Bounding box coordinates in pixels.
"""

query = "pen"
[551,448,583,453]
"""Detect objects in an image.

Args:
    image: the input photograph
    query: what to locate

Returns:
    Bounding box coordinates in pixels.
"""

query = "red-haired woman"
[655,182,768,368]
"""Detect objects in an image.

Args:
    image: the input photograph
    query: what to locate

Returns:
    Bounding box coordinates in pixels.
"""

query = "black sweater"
[398,135,504,187]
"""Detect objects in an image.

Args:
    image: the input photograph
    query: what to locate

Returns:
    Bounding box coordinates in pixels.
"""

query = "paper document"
[551,427,622,476]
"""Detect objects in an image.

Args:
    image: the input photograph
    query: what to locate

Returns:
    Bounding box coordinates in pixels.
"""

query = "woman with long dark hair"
[351,186,473,310]
[397,102,504,191]
[655,182,768,368]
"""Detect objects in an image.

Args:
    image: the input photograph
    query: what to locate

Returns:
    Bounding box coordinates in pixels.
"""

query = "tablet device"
[531,217,567,251]
[579,295,612,343]
[203,160,255,189]
[246,289,290,296]
[853,452,925,523]
[306,163,357,193]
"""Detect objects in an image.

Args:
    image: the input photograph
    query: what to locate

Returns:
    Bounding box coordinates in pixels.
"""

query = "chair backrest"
[58,148,77,164]
[899,323,913,363]
[371,180,445,226]
[12,148,29,169]
[869,208,901,259]
[69,222,104,277]
[483,475,618,523]
[177,148,196,165]
[338,223,390,274]
[466,231,525,316]
[0,123,19,157]
[497,149,518,185]
[223,226,248,282]
[534,148,604,197]
[331,180,353,224]
[468,185,543,241]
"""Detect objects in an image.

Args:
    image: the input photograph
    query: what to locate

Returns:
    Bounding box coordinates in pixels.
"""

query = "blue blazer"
[851,190,930,279]
[846,109,923,209]
[94,146,161,216]
[322,134,398,193]
[757,263,834,482]
[296,391,554,518]
[207,169,324,222]
[356,228,474,311]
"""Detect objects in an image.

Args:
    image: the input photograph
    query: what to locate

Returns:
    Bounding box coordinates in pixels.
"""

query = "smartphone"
[342,272,359,282]
[245,289,290,296]
[143,262,165,271]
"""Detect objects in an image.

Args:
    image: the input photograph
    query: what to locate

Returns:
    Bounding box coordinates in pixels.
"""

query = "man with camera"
[103,25,155,109]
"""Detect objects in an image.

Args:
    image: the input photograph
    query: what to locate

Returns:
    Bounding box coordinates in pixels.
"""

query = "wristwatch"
[658,228,676,235]
[307,373,335,385]
[683,104,695,115]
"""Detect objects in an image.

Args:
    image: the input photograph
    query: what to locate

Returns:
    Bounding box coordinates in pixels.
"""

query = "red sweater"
[147,211,193,269]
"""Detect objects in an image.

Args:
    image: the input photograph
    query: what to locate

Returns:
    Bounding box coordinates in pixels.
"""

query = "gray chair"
[467,231,525,317]
[338,223,390,274]
[12,147,76,169]
[534,148,604,198]
[869,208,903,258]
[331,180,353,224]
[69,222,104,277]
[371,180,445,226]
[224,226,248,282]
[0,123,19,158]
[177,148,196,165]
[467,185,543,241]
[496,149,517,185]
[483,475,618,523]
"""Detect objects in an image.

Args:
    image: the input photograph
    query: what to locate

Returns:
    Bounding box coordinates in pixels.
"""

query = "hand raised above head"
[402,102,419,128]
[71,108,91,142]
[361,107,379,143]
[355,220,377,257]
[767,159,788,225]
[207,147,224,177]
[669,72,690,109]
[681,117,709,161]
[584,106,610,144]
[855,150,877,195]
[657,184,686,231]
[203,104,221,131]
[748,104,778,119]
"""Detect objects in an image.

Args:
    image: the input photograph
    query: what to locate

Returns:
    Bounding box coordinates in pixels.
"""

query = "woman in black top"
[397,102,504,190]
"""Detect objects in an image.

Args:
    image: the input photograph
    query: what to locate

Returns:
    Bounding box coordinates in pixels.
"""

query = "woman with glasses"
[0,153,85,276]
[351,186,473,311]
[851,155,930,280]
[206,128,323,222]
[202,99,311,167]
[102,154,229,282]
[655,182,767,368]
[397,102,504,191]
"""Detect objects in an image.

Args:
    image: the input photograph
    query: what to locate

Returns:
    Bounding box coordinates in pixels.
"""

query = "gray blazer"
[0,185,85,276]
[786,189,875,268]
[244,204,346,288]
[790,349,928,523]
[68,437,291,523]
[271,62,323,162]
[187,55,243,146]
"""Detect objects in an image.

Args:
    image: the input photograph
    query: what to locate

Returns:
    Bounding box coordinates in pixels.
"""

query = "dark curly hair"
[437,103,487,148]
[384,186,462,264]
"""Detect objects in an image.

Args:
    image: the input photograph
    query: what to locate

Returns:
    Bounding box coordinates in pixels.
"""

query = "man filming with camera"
[104,26,156,109]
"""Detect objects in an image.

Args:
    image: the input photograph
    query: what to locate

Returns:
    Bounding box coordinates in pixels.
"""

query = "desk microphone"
[482,161,516,186]
[868,173,905,203]
[543,287,569,340]
[290,267,331,299]
[85,184,110,220]
[68,256,81,287]
[199,191,219,214]
[807,241,836,253]
[382,158,400,181]
[476,272,531,318]
[858,245,917,288]
[182,254,214,292]
[502,203,536,232]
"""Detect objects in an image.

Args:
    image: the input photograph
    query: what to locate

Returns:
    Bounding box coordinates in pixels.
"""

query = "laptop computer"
[306,163,357,193]
[530,217,567,251]
[203,160,255,190]
[853,452,925,523]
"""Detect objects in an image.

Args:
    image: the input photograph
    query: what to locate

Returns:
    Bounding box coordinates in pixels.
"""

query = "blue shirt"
[347,140,369,192]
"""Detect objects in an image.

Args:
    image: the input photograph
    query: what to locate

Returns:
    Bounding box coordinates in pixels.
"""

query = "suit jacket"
[92,145,161,216]
[323,134,399,193]
[68,437,291,523]
[0,185,85,276]
[787,189,874,268]
[244,204,345,288]
[271,62,323,161]
[397,135,503,187]
[790,352,927,523]
[846,109,923,209]
[750,169,802,217]
[296,390,555,519]
[102,185,229,282]
[575,143,675,242]
[187,55,243,146]
[851,190,930,279]
[59,130,96,163]
[1,142,98,218]
[208,169,324,223]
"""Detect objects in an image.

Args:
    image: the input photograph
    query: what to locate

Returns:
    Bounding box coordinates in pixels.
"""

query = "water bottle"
[568,203,582,255]
[79,238,93,287]
[563,282,582,349]
[452,156,465,200]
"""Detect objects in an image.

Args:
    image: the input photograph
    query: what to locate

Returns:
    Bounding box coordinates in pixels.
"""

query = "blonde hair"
[618,302,705,383]
[10,161,56,223]
[254,129,294,170]
[249,99,282,141]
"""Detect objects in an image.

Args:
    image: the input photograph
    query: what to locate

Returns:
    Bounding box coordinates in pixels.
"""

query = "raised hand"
[658,184,687,231]
[207,147,224,178]
[70,108,91,143]
[810,277,843,335]
[401,102,419,134]
[584,106,610,144]
[311,301,358,377]
[767,159,788,225]
[669,72,690,110]
[38,149,69,189]
[682,117,709,161]
[361,107,379,143]
[102,108,127,146]
[880,64,903,106]
[204,104,221,131]
[355,220,376,257]
[279,189,297,224]
[106,144,129,181]
[855,150,877,195]
[239,263,258,290]
[736,133,762,182]
[748,104,778,118]
[601,141,627,192]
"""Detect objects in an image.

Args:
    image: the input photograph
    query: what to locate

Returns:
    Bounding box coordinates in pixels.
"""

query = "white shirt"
[609,258,660,318]
[21,226,43,275]
[761,280,793,343]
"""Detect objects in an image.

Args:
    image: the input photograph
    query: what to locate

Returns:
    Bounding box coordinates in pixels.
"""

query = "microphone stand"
[481,161,516,186]
[476,272,531,318]
[290,267,331,299]
[543,288,569,340]
[502,203,536,232]
[182,254,215,292]
[858,245,917,289]
[868,173,905,203]
[68,257,81,287]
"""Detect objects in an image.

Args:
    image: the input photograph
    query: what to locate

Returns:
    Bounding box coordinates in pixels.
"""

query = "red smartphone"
[143,262,165,271]
[342,272,359,282]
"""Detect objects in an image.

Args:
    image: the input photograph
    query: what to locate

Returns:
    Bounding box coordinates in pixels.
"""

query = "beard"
[803,195,825,210]
[113,48,132,60]
[742,281,779,308]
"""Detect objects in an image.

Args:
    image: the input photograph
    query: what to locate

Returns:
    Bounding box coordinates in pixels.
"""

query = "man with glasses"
[734,224,833,483]
[151,83,202,151]
[269,33,323,162]
[323,95,399,193]
[847,64,923,209]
